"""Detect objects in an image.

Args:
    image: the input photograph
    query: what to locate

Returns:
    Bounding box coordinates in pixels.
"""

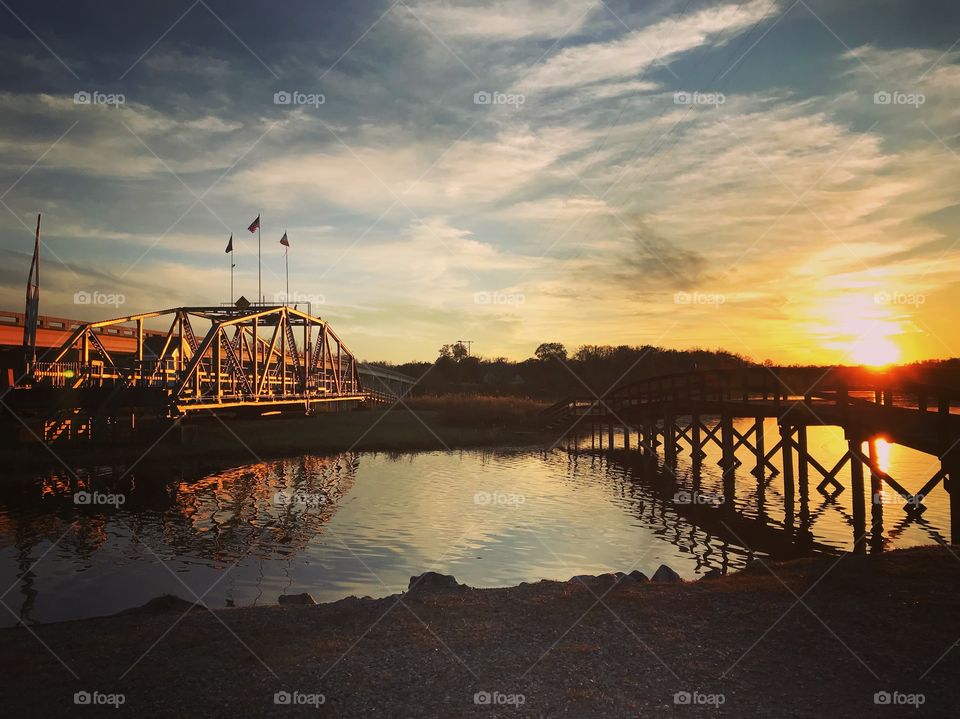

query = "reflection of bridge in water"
[549,367,960,553]
[0,454,359,625]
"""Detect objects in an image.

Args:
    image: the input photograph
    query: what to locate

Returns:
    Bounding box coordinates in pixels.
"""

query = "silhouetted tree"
[534,342,567,362]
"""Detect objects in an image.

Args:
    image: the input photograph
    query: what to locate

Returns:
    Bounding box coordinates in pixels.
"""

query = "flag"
[280,231,289,247]
[225,234,233,253]
[247,215,260,233]
[22,214,40,365]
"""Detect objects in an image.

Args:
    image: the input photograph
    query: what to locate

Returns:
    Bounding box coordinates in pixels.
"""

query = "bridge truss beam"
[32,305,363,414]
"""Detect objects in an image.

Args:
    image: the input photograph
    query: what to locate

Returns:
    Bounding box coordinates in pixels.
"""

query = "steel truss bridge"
[28,304,399,416]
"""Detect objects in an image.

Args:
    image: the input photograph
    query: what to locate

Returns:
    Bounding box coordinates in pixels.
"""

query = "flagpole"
[23,213,40,370]
[285,246,289,308]
[230,248,234,305]
[258,211,262,305]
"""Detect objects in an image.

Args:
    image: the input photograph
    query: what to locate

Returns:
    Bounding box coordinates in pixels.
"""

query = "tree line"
[368,342,753,400]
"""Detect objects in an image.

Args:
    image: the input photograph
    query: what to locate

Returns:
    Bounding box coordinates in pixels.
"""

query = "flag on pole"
[225,234,233,253]
[280,231,289,247]
[247,215,260,233]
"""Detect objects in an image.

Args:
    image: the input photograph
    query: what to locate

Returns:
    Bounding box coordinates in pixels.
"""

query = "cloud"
[404,0,597,40]
[219,124,586,214]
[515,1,774,93]
[620,229,710,288]
[0,2,958,364]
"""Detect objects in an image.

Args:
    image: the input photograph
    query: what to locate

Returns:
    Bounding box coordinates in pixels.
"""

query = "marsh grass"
[403,394,547,428]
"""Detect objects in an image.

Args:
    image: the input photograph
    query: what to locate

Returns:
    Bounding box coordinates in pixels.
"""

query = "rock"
[628,570,650,582]
[119,594,206,615]
[701,568,722,580]
[407,571,464,595]
[651,564,682,583]
[278,592,316,606]
[570,574,595,583]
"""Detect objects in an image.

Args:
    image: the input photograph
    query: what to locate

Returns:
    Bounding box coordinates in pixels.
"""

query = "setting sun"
[850,336,900,367]
[812,295,905,366]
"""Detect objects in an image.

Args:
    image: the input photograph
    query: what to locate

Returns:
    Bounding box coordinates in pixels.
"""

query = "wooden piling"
[869,438,884,550]
[780,424,795,513]
[721,414,735,505]
[944,449,960,546]
[664,414,676,465]
[753,417,765,479]
[644,417,656,457]
[691,415,702,491]
[849,437,867,553]
[797,424,808,485]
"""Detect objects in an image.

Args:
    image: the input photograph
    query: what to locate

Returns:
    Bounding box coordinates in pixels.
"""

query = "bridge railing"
[546,367,960,430]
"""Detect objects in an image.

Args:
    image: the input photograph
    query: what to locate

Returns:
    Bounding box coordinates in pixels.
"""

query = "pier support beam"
[644,417,657,458]
[849,437,867,553]
[720,414,735,506]
[752,417,765,479]
[869,438,884,551]
[664,414,677,466]
[780,424,795,526]
[797,425,808,487]
[945,449,960,546]
[691,415,702,493]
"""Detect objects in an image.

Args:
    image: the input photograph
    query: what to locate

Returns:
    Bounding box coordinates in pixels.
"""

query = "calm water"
[0,419,951,626]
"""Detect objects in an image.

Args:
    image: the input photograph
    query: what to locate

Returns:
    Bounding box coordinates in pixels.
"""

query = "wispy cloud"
[515,1,774,93]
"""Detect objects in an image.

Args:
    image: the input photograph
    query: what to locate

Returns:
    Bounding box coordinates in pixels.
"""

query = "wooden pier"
[546,367,960,546]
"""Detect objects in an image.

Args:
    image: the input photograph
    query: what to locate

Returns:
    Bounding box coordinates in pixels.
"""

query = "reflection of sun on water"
[871,438,892,473]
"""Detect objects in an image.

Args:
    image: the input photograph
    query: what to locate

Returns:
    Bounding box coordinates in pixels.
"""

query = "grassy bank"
[402,394,546,427]
[0,396,552,471]
[1,546,956,717]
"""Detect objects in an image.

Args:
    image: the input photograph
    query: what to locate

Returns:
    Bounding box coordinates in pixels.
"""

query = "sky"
[0,0,958,365]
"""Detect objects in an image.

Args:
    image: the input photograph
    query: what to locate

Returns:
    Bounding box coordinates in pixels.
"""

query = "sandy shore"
[1,546,957,717]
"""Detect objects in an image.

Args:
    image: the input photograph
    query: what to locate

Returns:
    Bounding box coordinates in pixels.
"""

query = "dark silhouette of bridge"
[546,367,960,545]
[1,304,414,442]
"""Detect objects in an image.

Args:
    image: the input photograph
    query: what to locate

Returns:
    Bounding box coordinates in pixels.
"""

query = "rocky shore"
[1,546,957,717]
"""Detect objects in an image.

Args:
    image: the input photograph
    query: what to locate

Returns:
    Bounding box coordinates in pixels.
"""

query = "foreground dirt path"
[1,546,958,717]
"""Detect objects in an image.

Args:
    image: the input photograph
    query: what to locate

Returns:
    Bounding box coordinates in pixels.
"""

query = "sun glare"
[813,295,904,367]
[849,336,900,367]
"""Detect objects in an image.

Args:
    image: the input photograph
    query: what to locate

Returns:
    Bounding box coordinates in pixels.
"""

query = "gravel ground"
[1,546,958,717]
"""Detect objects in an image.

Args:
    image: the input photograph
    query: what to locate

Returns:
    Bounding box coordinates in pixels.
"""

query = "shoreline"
[0,407,553,474]
[1,546,957,717]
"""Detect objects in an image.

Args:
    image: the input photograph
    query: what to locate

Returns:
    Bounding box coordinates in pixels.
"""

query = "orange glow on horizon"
[812,295,905,367]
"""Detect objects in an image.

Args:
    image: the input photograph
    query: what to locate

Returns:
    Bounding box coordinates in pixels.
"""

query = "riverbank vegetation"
[403,394,546,427]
